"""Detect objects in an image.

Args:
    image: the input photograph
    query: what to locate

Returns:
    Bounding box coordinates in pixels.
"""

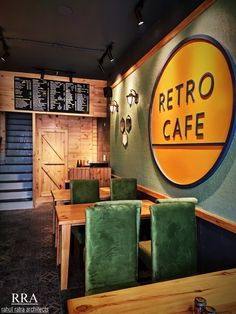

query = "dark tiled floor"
[0,203,151,314]
[0,203,84,314]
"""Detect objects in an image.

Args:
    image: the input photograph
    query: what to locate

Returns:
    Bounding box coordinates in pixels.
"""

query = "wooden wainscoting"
[68,167,111,187]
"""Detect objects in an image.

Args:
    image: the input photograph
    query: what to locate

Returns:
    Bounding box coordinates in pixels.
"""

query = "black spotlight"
[107,45,114,62]
[1,50,10,62]
[135,1,144,26]
[98,58,105,73]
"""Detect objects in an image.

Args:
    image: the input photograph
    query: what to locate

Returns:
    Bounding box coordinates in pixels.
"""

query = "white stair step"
[0,165,32,173]
[6,149,32,157]
[7,136,32,143]
[7,124,32,131]
[3,156,32,165]
[0,182,32,191]
[7,131,32,137]
[0,201,33,210]
[7,142,33,149]
[7,118,32,125]
[0,190,32,200]
[0,173,32,182]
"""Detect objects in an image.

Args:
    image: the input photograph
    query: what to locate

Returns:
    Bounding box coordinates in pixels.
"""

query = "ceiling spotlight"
[0,50,10,62]
[107,45,114,62]
[135,6,144,26]
[98,58,105,73]
[0,28,10,62]
[135,0,144,26]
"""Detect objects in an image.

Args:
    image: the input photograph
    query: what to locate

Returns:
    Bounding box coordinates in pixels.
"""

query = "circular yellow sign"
[149,36,235,187]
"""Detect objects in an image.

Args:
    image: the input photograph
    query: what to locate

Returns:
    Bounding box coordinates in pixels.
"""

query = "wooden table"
[67,268,236,313]
[56,199,154,290]
[51,187,110,235]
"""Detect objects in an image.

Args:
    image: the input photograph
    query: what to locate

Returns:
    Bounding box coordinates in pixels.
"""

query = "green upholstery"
[70,179,100,204]
[95,200,142,241]
[139,202,197,282]
[95,200,142,206]
[156,197,198,204]
[85,203,141,295]
[110,178,137,200]
[70,179,100,249]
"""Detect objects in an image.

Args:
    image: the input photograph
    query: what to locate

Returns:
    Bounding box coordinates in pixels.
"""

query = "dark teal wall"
[110,0,236,222]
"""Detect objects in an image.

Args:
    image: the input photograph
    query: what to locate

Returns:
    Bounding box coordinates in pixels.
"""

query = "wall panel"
[0,70,107,117]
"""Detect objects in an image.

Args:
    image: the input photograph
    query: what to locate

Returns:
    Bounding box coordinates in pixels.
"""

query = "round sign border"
[148,34,236,188]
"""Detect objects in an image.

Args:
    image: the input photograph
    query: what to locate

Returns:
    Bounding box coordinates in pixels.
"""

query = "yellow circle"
[150,37,235,187]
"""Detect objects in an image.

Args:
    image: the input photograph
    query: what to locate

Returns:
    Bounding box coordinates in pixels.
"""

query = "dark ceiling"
[0,0,204,84]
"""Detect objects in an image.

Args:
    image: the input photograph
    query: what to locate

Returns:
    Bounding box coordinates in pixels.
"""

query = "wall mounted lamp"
[126,89,139,106]
[110,100,119,113]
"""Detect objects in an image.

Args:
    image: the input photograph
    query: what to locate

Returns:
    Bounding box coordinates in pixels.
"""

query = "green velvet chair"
[85,202,141,295]
[70,179,100,204]
[70,179,100,261]
[139,202,197,282]
[110,178,137,200]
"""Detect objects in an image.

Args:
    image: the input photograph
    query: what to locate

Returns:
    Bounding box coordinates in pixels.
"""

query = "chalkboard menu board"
[32,79,48,111]
[14,77,89,114]
[14,77,33,110]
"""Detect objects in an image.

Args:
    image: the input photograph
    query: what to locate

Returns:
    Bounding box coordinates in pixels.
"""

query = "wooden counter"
[68,167,111,187]
[67,268,236,313]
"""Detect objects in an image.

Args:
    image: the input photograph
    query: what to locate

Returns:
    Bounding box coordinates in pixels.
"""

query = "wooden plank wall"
[36,114,98,169]
[97,118,110,162]
[0,112,6,162]
[0,70,110,205]
[0,70,107,117]
[35,114,100,201]
[68,167,111,187]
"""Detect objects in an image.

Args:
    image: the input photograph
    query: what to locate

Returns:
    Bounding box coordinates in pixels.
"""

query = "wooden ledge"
[195,207,236,234]
[112,174,236,234]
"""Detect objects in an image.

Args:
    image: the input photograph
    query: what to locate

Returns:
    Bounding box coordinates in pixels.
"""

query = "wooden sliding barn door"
[39,129,68,196]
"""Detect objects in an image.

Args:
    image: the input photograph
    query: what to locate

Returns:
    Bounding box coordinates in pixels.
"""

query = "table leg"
[60,224,71,290]
[55,215,58,248]
[56,223,61,266]
[52,201,55,235]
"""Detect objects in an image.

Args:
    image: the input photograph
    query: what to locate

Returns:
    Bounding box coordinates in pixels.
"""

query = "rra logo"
[11,293,38,304]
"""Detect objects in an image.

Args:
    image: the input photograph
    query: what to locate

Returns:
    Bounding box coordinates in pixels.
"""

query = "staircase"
[0,112,33,210]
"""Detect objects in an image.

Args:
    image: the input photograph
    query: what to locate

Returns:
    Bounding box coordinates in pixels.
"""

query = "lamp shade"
[110,100,119,113]
[126,89,139,105]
